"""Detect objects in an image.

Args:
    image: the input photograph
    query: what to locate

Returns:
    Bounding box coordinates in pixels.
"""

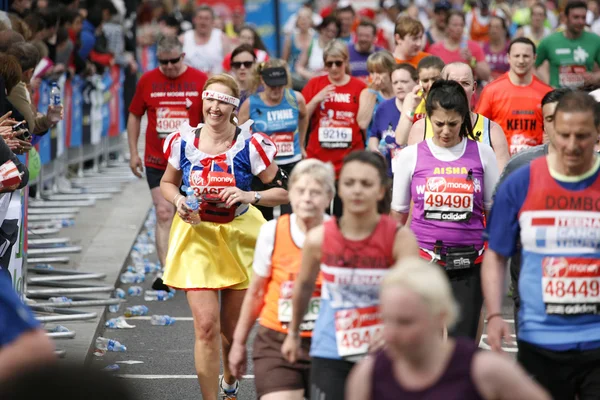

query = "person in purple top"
[483,16,510,80]
[347,20,383,80]
[346,257,551,400]
[391,80,500,340]
[368,63,418,176]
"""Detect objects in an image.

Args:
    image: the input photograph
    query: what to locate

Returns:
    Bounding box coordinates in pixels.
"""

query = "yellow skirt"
[163,205,266,290]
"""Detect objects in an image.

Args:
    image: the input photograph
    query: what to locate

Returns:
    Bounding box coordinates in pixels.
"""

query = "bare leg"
[187,290,221,400]
[150,187,175,267]
[220,289,247,386]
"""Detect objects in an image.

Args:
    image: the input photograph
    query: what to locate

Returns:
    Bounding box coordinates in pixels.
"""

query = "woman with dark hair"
[391,79,499,341]
[222,25,269,72]
[281,150,418,400]
[483,16,510,80]
[229,44,257,106]
[295,15,340,82]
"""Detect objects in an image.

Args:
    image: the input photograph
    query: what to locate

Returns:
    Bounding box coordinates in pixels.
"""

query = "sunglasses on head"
[158,55,182,65]
[325,60,344,68]
[231,61,254,69]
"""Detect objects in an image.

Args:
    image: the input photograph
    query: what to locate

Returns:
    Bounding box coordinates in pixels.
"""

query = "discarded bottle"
[124,305,149,317]
[114,288,126,299]
[102,364,120,372]
[50,82,61,106]
[105,317,135,329]
[49,296,72,304]
[151,315,176,326]
[50,325,70,333]
[108,304,120,313]
[127,286,143,296]
[144,290,174,302]
[61,219,75,227]
[34,264,54,271]
[95,337,127,352]
[119,271,145,284]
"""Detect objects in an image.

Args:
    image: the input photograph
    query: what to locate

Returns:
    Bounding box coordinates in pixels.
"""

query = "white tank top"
[522,25,551,45]
[182,28,224,74]
[307,38,324,73]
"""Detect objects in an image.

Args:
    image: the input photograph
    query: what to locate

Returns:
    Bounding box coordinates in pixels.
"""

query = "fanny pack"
[421,241,481,271]
[200,202,248,223]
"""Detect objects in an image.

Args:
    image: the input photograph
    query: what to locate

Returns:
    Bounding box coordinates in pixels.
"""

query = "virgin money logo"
[190,171,206,187]
[280,281,294,299]
[427,177,447,192]
[543,257,569,277]
[335,309,360,331]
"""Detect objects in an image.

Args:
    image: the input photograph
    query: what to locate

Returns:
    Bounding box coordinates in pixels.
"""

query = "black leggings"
[447,265,483,340]
[310,357,355,400]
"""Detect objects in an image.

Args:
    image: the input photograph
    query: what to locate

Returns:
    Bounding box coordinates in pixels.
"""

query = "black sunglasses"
[158,55,182,65]
[325,60,344,68]
[231,61,255,69]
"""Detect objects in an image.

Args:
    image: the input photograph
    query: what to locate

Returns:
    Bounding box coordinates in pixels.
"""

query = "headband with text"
[202,90,240,108]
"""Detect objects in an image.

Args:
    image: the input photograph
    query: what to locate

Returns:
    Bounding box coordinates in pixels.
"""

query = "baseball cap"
[261,67,288,87]
[383,0,397,9]
[434,1,452,12]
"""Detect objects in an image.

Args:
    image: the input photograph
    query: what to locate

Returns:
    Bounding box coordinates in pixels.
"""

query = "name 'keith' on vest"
[546,195,600,211]
[433,167,469,175]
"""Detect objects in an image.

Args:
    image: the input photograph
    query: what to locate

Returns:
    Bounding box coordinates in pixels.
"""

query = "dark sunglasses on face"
[325,60,344,68]
[231,61,255,69]
[158,55,182,65]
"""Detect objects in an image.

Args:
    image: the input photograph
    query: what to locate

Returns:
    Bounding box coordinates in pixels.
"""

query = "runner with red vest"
[228,159,335,400]
[281,151,419,400]
[483,91,600,399]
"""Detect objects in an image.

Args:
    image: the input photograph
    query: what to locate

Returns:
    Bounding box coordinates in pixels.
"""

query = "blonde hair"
[323,39,351,75]
[249,58,292,94]
[202,74,240,125]
[289,159,336,197]
[366,50,396,75]
[382,257,459,329]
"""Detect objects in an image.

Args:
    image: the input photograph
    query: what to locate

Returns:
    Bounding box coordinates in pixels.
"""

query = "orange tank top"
[258,214,322,337]
[470,12,490,43]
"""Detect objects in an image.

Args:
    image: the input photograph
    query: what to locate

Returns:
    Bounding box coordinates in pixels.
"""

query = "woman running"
[228,159,335,400]
[302,40,367,216]
[281,151,419,399]
[229,44,257,107]
[346,257,551,400]
[160,74,289,400]
[295,15,340,82]
[391,80,499,341]
[238,58,308,219]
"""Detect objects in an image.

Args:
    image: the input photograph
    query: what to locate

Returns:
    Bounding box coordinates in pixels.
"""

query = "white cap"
[383,0,397,8]
[590,89,600,103]
[337,0,352,8]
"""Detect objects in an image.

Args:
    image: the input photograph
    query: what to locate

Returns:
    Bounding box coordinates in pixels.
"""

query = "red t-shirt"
[428,40,485,66]
[129,67,208,170]
[302,75,366,177]
[476,73,552,155]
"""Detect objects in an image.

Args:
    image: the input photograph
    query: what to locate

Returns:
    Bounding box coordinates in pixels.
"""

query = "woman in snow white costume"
[159,73,289,400]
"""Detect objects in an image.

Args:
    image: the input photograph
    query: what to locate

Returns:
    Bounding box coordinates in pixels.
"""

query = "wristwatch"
[253,191,262,204]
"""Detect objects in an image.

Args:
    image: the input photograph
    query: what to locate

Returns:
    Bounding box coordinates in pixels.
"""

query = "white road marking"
[116,374,255,379]
[125,316,194,321]
[116,360,144,365]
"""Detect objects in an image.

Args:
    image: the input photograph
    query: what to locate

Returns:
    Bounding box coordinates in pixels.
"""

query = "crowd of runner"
[2,0,600,399]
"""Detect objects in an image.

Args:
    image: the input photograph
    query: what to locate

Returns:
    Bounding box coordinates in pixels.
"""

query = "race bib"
[156,107,189,138]
[278,281,320,332]
[318,127,352,149]
[272,132,295,157]
[423,177,474,222]
[558,65,586,88]
[542,257,600,316]
[189,169,235,203]
[334,306,382,359]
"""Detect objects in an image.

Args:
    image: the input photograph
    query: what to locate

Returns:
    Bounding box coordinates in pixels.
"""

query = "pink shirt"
[428,40,485,65]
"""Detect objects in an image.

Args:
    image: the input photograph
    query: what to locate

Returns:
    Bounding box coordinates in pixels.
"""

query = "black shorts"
[310,356,355,400]
[447,265,483,340]
[252,326,311,398]
[518,340,600,400]
[145,166,165,190]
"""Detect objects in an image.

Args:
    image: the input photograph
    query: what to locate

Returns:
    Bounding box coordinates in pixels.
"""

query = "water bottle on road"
[151,315,176,326]
[50,82,61,105]
[95,337,127,352]
[120,271,145,284]
[50,325,70,333]
[144,290,174,301]
[49,296,72,304]
[127,286,143,296]
[124,305,149,317]
[106,316,135,329]
[114,288,126,299]
[109,304,120,313]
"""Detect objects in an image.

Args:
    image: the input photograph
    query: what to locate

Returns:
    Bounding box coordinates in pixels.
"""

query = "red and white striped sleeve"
[249,132,278,176]
[163,131,182,170]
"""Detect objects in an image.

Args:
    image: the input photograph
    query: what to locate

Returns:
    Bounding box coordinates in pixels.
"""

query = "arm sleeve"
[163,132,182,170]
[249,133,278,176]
[479,142,499,210]
[128,75,147,116]
[391,145,417,213]
[252,220,277,277]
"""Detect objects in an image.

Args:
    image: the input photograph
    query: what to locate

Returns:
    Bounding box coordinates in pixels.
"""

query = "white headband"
[202,90,240,107]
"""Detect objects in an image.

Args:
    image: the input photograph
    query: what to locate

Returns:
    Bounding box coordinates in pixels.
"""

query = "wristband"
[173,194,184,207]
[469,57,477,68]
[287,329,300,338]
[406,110,415,119]
[486,313,503,322]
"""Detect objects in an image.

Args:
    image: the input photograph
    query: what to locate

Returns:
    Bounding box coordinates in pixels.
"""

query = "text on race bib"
[271,132,295,157]
[423,177,474,222]
[334,306,382,359]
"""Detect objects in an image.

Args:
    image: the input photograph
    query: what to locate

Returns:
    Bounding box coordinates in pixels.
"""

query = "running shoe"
[219,376,239,399]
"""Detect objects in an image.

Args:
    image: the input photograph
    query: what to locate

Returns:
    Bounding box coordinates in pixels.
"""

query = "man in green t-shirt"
[535,0,600,88]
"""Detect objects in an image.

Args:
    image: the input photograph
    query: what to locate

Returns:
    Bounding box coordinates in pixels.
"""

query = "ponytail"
[248,61,265,95]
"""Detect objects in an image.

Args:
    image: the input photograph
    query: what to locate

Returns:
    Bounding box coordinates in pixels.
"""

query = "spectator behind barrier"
[0,29,25,52]
[7,42,63,136]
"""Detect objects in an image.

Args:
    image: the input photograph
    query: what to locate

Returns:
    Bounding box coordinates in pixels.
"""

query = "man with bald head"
[405,61,510,170]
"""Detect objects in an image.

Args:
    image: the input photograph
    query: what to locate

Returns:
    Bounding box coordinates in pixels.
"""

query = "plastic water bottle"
[105,316,135,329]
[114,288,126,299]
[50,325,70,333]
[50,82,61,106]
[108,304,120,313]
[61,219,75,227]
[49,296,72,304]
[127,286,143,296]
[120,271,145,284]
[185,187,199,211]
[151,315,176,326]
[34,264,54,271]
[124,305,149,317]
[144,290,174,302]
[95,337,127,352]
[102,364,120,372]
